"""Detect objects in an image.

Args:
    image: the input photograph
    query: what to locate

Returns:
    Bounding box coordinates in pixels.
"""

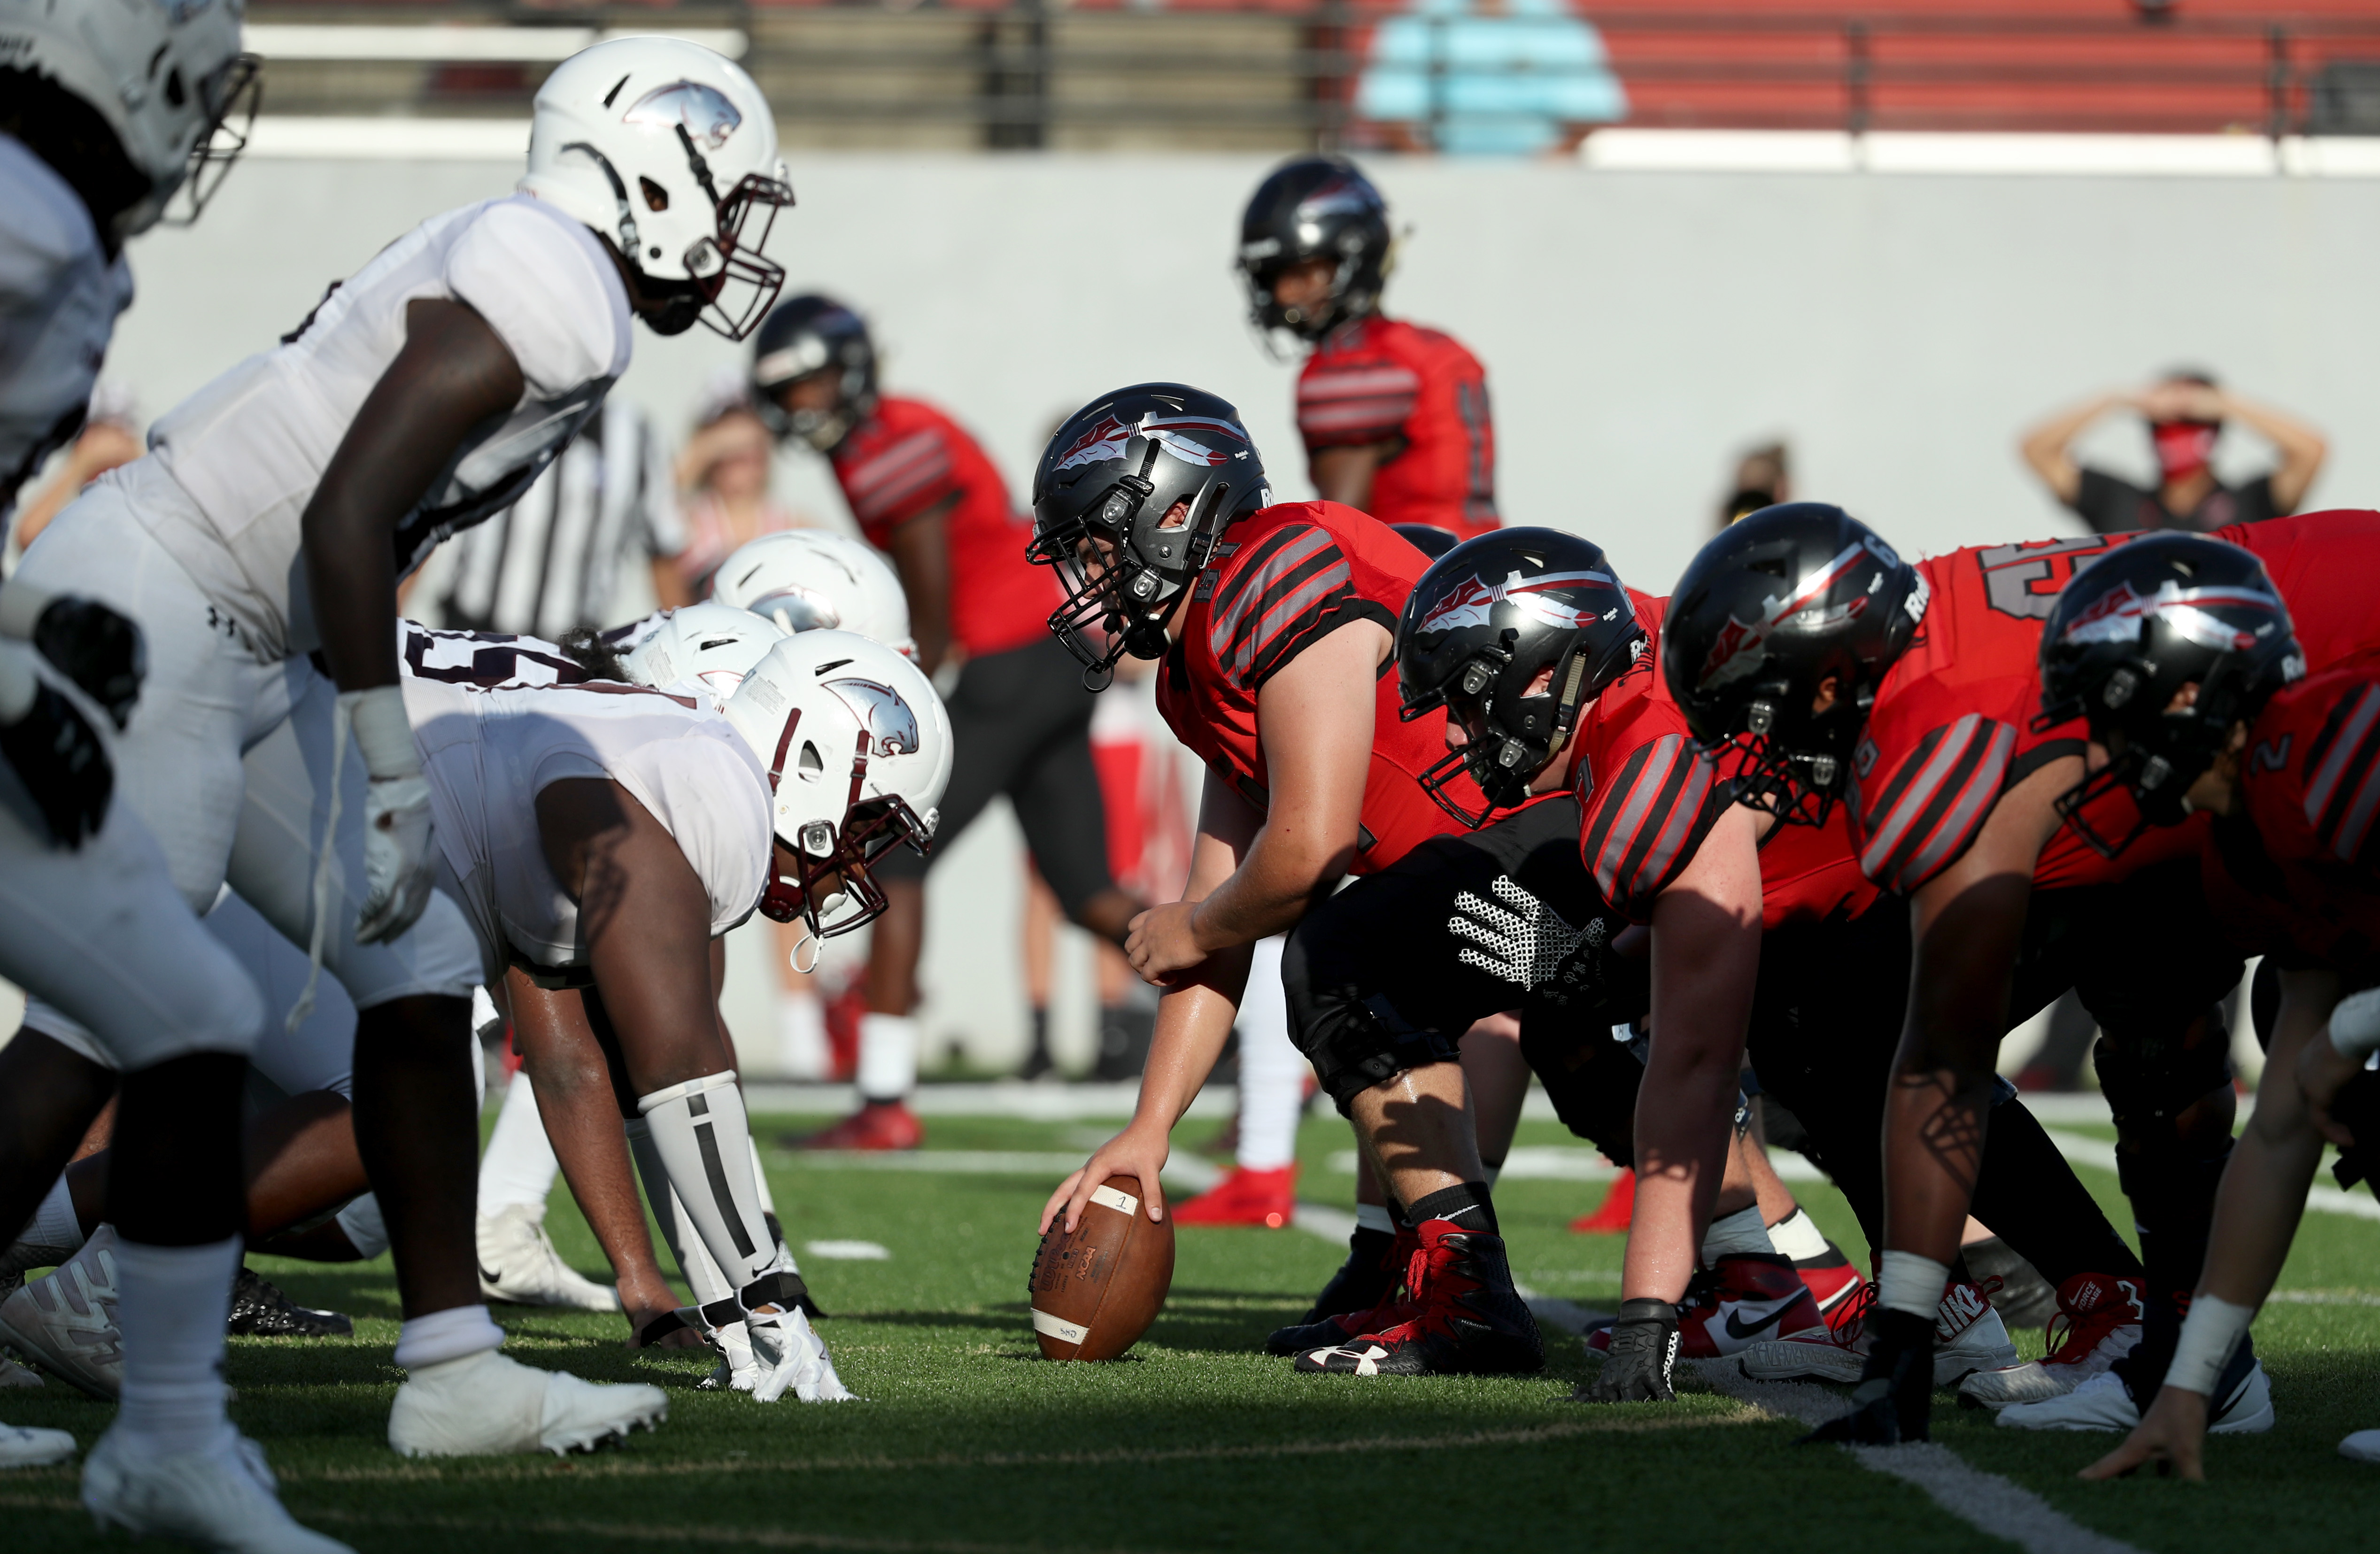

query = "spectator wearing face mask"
[2019,370,2327,534]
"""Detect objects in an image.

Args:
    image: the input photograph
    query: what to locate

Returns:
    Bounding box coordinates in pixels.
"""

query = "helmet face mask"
[1238,155,1393,348]
[1029,386,1267,686]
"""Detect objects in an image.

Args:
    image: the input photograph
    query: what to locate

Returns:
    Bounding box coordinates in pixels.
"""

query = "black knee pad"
[2093,1027,2232,1150]
[1517,1019,1642,1163]
[1282,936,1462,1114]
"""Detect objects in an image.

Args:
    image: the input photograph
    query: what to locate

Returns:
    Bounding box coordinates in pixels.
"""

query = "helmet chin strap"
[563,141,640,256]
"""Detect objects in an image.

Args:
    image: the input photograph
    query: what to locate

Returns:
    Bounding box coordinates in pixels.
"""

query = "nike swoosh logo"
[1722,1301,1798,1341]
[479,1265,503,1283]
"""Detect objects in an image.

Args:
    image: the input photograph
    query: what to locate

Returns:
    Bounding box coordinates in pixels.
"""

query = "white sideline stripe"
[745,1082,1238,1121]
[1328,1145,1824,1183]
[1692,1364,2148,1554]
[241,26,748,62]
[2040,1129,2380,1222]
[1580,129,2380,179]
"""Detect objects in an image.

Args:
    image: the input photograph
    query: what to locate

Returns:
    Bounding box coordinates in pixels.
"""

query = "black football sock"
[2115,1139,2232,1398]
[1969,1097,2144,1286]
[1407,1182,1499,1237]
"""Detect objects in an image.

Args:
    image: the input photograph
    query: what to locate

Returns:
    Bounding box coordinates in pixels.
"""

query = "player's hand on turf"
[1125,902,1209,985]
[0,640,113,848]
[1575,1299,1679,1403]
[2079,1384,2207,1482]
[2296,1030,2365,1149]
[1043,1122,1168,1236]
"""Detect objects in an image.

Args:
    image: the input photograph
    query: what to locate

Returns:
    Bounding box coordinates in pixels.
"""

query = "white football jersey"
[398,622,771,982]
[140,195,631,659]
[0,135,133,507]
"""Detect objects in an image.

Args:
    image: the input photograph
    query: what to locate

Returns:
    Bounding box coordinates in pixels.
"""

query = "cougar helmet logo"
[1417,570,1619,635]
[624,81,743,148]
[823,679,921,757]
[2057,581,2284,652]
[1699,539,1875,691]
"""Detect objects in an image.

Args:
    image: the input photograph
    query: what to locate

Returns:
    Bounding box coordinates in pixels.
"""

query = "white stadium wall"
[96,150,2380,1071]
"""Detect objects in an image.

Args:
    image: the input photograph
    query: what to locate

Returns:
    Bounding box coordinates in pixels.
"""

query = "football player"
[1239,158,1499,539]
[1662,503,2380,1443]
[0,35,791,1470]
[751,296,1143,1147]
[2001,536,2377,1472]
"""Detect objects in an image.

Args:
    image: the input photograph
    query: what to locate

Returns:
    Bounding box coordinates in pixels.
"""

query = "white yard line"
[2039,1129,2380,1222]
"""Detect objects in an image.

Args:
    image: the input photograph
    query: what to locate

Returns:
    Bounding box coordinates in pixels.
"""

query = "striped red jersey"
[1755,805,1883,930]
[1155,501,1485,873]
[2203,656,2380,970]
[828,396,1050,659]
[1849,510,2380,898]
[1296,316,1498,540]
[1561,595,1732,924]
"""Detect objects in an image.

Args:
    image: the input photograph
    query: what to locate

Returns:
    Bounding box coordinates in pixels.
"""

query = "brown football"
[1028,1175,1175,1361]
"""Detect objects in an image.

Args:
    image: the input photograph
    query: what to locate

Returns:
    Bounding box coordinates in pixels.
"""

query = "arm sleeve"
[1205,523,1391,694]
[444,201,629,401]
[1298,358,1422,451]
[1850,710,2017,894]
[1576,730,1727,922]
[836,425,960,532]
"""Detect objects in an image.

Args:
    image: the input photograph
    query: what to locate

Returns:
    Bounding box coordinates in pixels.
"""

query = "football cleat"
[1298,1222,1417,1327]
[0,1227,123,1399]
[1997,1355,2273,1435]
[1568,1168,1634,1234]
[792,1100,922,1152]
[1958,1271,2143,1409]
[747,1306,853,1403]
[476,1204,623,1312]
[1266,1291,1422,1358]
[1790,1242,1866,1327]
[1740,1278,2017,1387]
[698,1320,760,1392]
[82,1425,350,1552]
[1171,1165,1298,1229]
[1798,1307,1936,1446]
[2340,1428,2380,1464]
[1678,1254,1827,1357]
[0,1358,44,1389]
[226,1268,354,1338]
[1293,1221,1543,1377]
[387,1348,667,1457]
[1,1419,76,1468]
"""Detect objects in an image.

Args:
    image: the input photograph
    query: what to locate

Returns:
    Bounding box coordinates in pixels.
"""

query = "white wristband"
[2329,987,2380,1064]
[1877,1250,1951,1322]
[340,684,421,782]
[2165,1293,2255,1397]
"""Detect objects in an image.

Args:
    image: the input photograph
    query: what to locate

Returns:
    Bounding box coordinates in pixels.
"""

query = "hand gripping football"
[1029,1176,1175,1361]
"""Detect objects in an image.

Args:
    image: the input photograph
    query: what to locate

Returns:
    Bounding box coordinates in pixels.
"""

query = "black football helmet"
[1027,384,1269,686]
[1238,155,1392,345]
[750,294,877,452]
[1661,503,1928,825]
[1398,527,1645,827]
[1392,523,1460,560]
[2036,532,2304,857]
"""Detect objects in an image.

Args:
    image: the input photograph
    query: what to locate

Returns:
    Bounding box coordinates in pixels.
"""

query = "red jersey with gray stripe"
[1154,500,1486,873]
[828,395,1049,659]
[1562,595,1731,924]
[1848,510,2380,897]
[1296,316,1498,540]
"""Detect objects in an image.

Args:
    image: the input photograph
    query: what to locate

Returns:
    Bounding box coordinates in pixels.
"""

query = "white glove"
[344,686,436,944]
[1449,874,1600,993]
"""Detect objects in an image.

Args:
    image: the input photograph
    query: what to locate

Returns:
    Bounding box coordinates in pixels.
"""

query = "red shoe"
[1956,1271,2143,1408]
[1265,1290,1422,1356]
[1292,1221,1543,1376]
[1569,1168,1634,1234]
[1172,1165,1297,1228]
[1792,1242,1866,1331]
[795,1100,921,1152]
[1677,1253,1828,1358]
[821,983,867,1082]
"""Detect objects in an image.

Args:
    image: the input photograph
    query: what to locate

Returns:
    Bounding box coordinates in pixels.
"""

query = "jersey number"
[1973,536,2125,620]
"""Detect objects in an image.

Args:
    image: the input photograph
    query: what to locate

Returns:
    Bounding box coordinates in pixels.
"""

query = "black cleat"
[1298,1222,1413,1327]
[1799,1307,1934,1445]
[226,1267,353,1338]
[1294,1222,1543,1376]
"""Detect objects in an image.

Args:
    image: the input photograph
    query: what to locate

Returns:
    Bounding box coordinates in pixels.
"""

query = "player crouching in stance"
[2009,536,2371,1475]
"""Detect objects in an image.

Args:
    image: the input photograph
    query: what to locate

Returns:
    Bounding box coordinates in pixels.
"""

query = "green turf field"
[4,1109,2375,1553]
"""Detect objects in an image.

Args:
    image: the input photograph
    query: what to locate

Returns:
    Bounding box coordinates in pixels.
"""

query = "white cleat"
[0,1226,122,1399]
[698,1319,760,1393]
[748,1307,853,1404]
[0,1358,45,1389]
[2340,1428,2380,1463]
[387,1348,666,1457]
[476,1204,621,1312]
[82,1425,350,1552]
[1,1420,76,1468]
[1959,1270,2144,1410]
[1739,1280,2017,1388]
[1997,1359,2274,1434]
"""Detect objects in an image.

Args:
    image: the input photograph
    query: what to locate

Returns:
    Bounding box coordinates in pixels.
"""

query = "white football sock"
[29,1174,85,1254]
[747,1134,779,1218]
[625,1115,732,1305]
[1766,1206,1831,1262]
[1354,1203,1397,1236]
[1701,1204,1778,1261]
[335,1193,389,1260]
[113,1234,240,1457]
[636,1072,777,1296]
[477,1070,560,1215]
[392,1303,504,1370]
[857,1013,919,1103]
[777,994,830,1081]
[1878,1250,1952,1322]
[1234,936,1304,1172]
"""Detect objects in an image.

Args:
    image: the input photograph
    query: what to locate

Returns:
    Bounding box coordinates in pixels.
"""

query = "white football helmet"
[723,630,951,939]
[0,0,259,239]
[520,36,793,340]
[621,602,786,711]
[709,531,917,660]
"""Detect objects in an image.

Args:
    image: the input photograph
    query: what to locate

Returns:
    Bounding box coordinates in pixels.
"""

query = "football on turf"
[1029,1175,1175,1361]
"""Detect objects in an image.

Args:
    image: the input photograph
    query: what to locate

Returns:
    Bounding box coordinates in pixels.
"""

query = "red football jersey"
[828,396,1051,659]
[1155,500,1483,874]
[1560,595,1732,924]
[1849,510,2380,898]
[1755,805,1884,931]
[1296,316,1498,540]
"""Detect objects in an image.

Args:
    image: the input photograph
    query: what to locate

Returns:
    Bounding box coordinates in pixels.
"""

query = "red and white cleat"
[795,1100,922,1152]
[1740,1277,2019,1387]
[1584,1253,1827,1359]
[1791,1242,1866,1331]
[1958,1271,2143,1409]
[1172,1165,1298,1229]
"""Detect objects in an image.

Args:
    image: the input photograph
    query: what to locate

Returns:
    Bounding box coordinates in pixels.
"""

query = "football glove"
[343,685,436,944]
[1450,874,1638,1014]
[1575,1297,1678,1403]
[0,641,111,848]
[32,597,145,730]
